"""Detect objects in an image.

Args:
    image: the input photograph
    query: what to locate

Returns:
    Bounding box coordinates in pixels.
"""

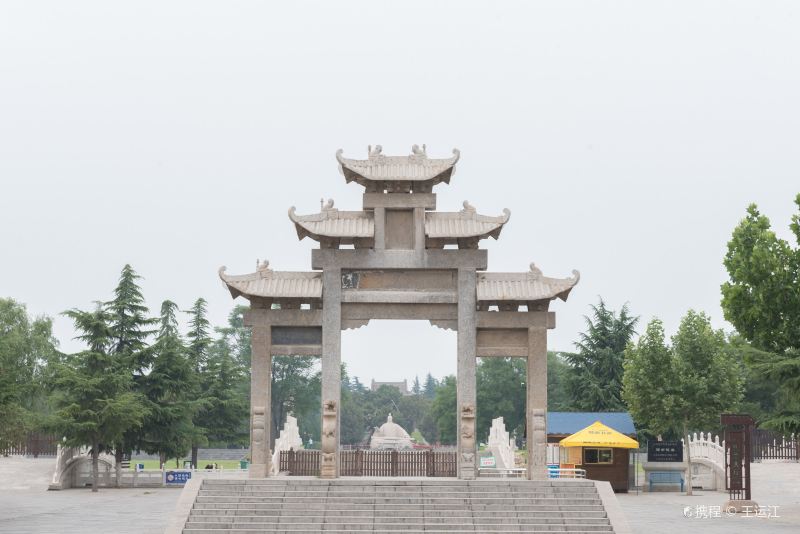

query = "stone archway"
[219,145,579,480]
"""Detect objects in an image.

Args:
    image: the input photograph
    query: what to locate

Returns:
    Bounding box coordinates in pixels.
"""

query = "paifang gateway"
[219,145,580,480]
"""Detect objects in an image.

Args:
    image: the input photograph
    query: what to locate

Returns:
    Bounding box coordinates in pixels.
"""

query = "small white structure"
[684,432,725,491]
[370,414,414,450]
[272,415,303,475]
[487,417,516,469]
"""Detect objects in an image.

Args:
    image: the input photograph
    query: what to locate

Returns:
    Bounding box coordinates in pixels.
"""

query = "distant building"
[370,379,410,395]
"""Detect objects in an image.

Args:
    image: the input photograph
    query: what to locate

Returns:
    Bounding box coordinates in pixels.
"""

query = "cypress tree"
[54,306,147,491]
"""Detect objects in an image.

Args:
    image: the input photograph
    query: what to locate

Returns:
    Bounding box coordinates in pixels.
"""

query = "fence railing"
[549,467,586,479]
[279,450,458,477]
[0,433,58,457]
[752,430,798,461]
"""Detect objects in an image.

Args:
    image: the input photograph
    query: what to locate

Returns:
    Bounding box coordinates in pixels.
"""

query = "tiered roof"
[219,262,322,306]
[477,263,580,308]
[289,200,375,248]
[289,200,510,249]
[219,146,580,307]
[219,261,579,308]
[337,145,459,193]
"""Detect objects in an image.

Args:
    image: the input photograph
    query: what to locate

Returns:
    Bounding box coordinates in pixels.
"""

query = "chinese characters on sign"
[647,441,683,462]
[165,471,192,485]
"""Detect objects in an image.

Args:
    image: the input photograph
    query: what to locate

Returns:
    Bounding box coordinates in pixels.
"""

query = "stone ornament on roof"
[425,202,511,246]
[477,264,580,305]
[336,145,460,192]
[218,264,323,302]
[288,204,375,247]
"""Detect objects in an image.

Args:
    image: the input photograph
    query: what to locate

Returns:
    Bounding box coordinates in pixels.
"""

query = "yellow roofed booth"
[559,421,640,449]
[558,421,639,493]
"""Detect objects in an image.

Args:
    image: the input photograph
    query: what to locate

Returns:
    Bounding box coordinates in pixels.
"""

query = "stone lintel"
[341,290,457,304]
[477,347,528,357]
[477,311,554,329]
[311,249,488,270]
[363,192,436,210]
[244,309,323,327]
[341,303,457,322]
[271,344,321,356]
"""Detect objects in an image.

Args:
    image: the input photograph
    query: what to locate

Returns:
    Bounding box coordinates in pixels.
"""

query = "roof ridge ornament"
[257,259,271,273]
[529,263,543,280]
[367,145,383,159]
[411,144,427,159]
[462,200,477,214]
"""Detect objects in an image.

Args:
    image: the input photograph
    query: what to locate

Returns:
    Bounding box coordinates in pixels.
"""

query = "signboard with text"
[647,441,683,462]
[165,471,192,485]
[479,456,496,468]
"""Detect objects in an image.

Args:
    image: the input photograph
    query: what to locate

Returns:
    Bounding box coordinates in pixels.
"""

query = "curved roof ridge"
[477,263,580,302]
[289,204,374,241]
[218,265,323,300]
[336,145,460,188]
[425,202,510,240]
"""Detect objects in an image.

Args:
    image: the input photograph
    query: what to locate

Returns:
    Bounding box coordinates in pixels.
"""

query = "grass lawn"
[132,459,245,470]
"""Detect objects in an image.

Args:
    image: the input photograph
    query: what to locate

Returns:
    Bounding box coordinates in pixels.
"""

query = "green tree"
[565,299,638,411]
[547,352,573,411]
[106,265,155,374]
[203,337,248,447]
[271,355,320,446]
[139,301,195,467]
[623,312,743,495]
[411,375,421,396]
[721,197,800,433]
[54,306,148,491]
[477,358,526,442]
[105,265,155,473]
[0,298,59,450]
[430,376,457,444]
[185,298,213,468]
[422,373,438,400]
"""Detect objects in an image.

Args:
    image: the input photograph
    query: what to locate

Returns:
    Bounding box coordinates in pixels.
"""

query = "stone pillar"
[320,268,342,478]
[374,207,385,250]
[457,268,477,479]
[250,325,271,478]
[413,207,425,253]
[527,326,548,480]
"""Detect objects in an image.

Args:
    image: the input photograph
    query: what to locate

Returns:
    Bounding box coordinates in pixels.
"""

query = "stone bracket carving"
[529,408,547,479]
[459,403,476,477]
[429,319,457,331]
[320,399,338,478]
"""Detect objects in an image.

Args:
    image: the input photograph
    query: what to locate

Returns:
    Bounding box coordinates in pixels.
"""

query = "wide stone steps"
[183,479,614,533]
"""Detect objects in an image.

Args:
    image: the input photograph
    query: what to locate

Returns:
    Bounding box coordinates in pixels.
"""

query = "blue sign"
[165,471,192,484]
[547,464,559,479]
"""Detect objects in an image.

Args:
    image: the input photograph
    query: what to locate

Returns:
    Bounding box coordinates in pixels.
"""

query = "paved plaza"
[1,457,797,533]
[0,458,180,534]
[619,462,800,533]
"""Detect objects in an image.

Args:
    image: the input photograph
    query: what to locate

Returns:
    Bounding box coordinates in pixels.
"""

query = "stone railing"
[683,432,725,470]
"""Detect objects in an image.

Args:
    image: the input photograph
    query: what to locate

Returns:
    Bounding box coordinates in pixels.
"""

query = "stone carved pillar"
[250,325,271,478]
[320,268,342,478]
[457,268,478,479]
[527,326,548,480]
[320,400,337,478]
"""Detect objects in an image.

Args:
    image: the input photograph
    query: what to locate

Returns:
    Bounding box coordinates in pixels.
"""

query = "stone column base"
[249,463,267,478]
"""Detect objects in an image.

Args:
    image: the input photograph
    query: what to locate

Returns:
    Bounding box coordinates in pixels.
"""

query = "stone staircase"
[181,478,615,533]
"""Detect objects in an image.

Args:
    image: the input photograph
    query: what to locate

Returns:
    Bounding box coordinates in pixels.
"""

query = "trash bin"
[240,460,248,470]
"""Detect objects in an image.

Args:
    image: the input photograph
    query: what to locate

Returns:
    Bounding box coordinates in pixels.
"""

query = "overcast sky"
[1,1,798,384]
